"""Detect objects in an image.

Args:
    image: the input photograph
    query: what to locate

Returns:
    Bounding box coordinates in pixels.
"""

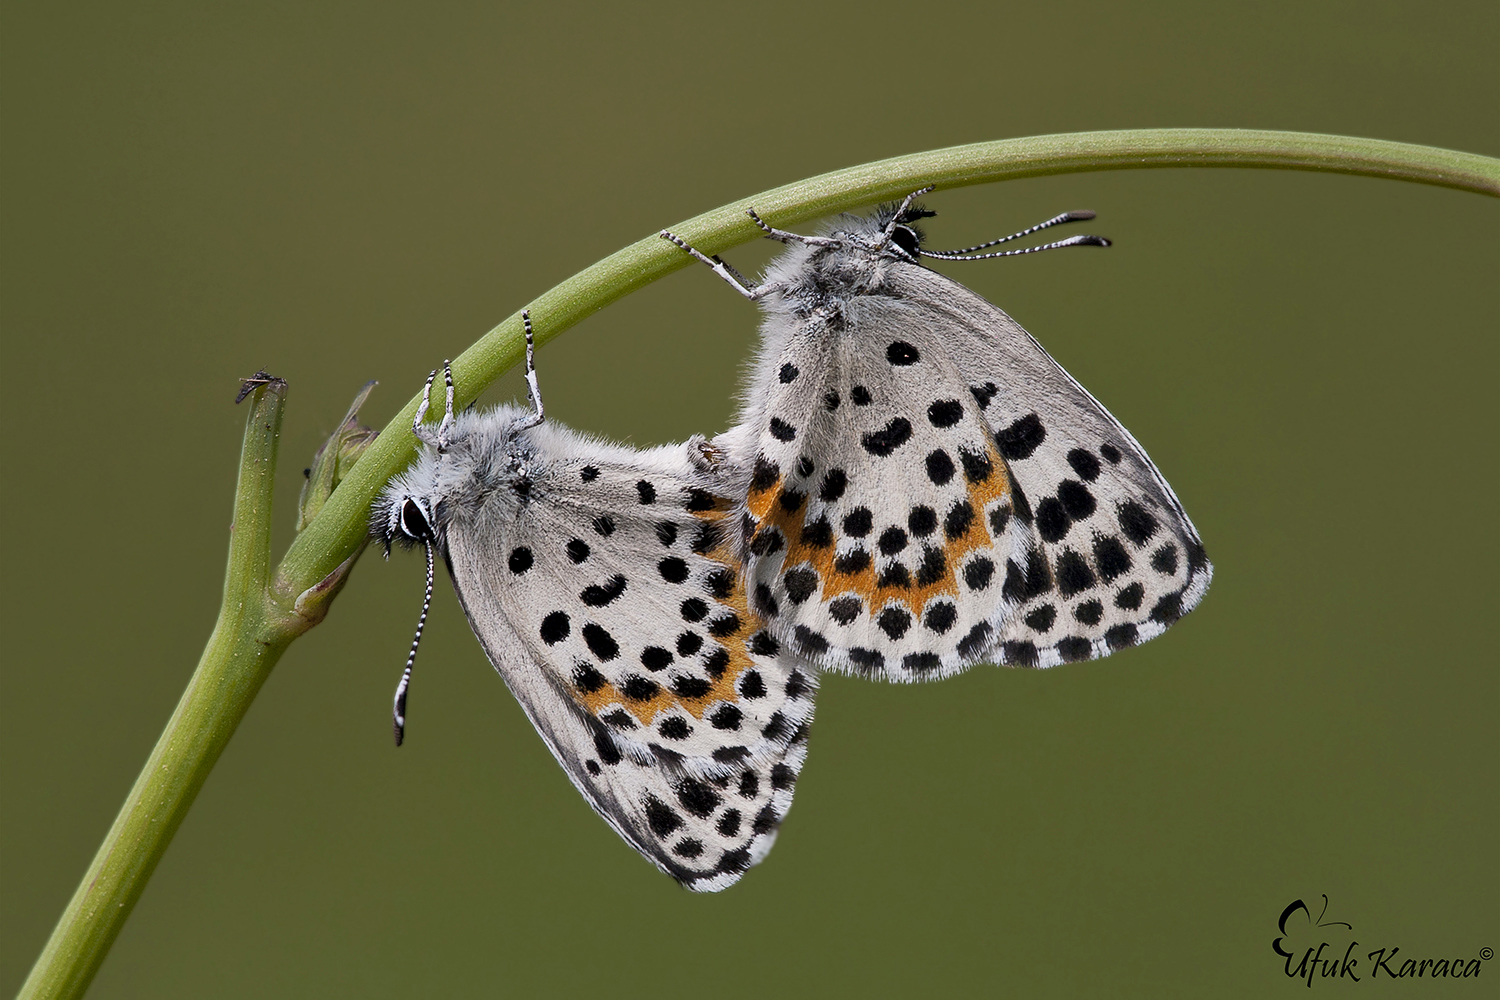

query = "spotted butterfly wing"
[451,564,809,891]
[866,267,1212,668]
[709,203,1208,678]
[381,409,816,889]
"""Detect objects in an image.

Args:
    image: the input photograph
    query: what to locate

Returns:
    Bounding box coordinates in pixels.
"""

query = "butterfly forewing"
[895,269,1213,667]
[735,297,1038,680]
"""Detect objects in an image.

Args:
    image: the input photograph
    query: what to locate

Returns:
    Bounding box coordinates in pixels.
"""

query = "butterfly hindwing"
[730,301,1035,681]
[446,550,808,890]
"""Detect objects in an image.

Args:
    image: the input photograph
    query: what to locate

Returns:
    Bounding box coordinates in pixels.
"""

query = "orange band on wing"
[754,441,1013,617]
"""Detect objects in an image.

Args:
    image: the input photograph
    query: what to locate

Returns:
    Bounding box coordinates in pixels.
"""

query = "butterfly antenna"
[517,310,545,430]
[393,540,435,746]
[920,233,1110,261]
[924,210,1099,256]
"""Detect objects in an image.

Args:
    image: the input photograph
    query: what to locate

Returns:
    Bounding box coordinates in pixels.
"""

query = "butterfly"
[374,314,816,891]
[662,189,1212,682]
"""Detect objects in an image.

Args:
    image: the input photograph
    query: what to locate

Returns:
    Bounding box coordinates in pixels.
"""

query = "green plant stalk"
[20,379,290,999]
[21,128,1499,1000]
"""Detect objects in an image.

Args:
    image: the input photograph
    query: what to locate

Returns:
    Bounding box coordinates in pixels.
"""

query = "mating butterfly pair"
[374,191,1212,890]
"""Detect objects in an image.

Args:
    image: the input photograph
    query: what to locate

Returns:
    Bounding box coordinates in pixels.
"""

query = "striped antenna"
[920,233,1110,261]
[392,540,435,746]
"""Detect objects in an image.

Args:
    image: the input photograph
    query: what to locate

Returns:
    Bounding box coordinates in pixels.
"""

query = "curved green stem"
[21,128,1498,1000]
[278,128,1499,601]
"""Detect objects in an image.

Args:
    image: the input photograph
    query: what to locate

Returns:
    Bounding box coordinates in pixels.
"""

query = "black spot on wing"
[1093,536,1132,582]
[1057,480,1095,519]
[783,567,818,604]
[1105,623,1139,650]
[644,796,683,837]
[801,516,833,548]
[1067,448,1102,481]
[995,413,1045,461]
[877,607,912,640]
[640,646,673,671]
[540,611,570,645]
[1002,548,1052,602]
[863,418,913,456]
[960,449,993,484]
[957,621,993,658]
[1036,497,1070,543]
[927,399,963,427]
[1074,600,1104,626]
[794,626,828,655]
[1118,500,1159,545]
[834,548,870,574]
[1002,640,1039,667]
[580,574,627,607]
[926,449,955,485]
[751,456,779,492]
[842,507,873,537]
[622,675,659,701]
[828,595,862,624]
[572,662,606,693]
[1055,550,1096,598]
[886,341,920,365]
[923,601,957,634]
[1151,544,1179,575]
[1024,604,1056,632]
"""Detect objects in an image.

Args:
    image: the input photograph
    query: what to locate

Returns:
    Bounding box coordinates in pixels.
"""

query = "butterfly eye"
[889,224,921,258]
[399,498,434,541]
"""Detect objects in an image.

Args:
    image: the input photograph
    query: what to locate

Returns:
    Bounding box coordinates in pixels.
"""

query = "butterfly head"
[824,190,939,263]
[866,199,939,262]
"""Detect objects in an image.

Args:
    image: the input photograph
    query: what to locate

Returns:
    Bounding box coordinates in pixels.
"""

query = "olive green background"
[2,1,1496,996]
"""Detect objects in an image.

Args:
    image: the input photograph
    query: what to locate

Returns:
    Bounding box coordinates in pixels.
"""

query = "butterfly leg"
[435,361,456,450]
[516,310,546,430]
[658,229,778,300]
[744,207,840,249]
[412,359,458,450]
[413,366,442,446]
